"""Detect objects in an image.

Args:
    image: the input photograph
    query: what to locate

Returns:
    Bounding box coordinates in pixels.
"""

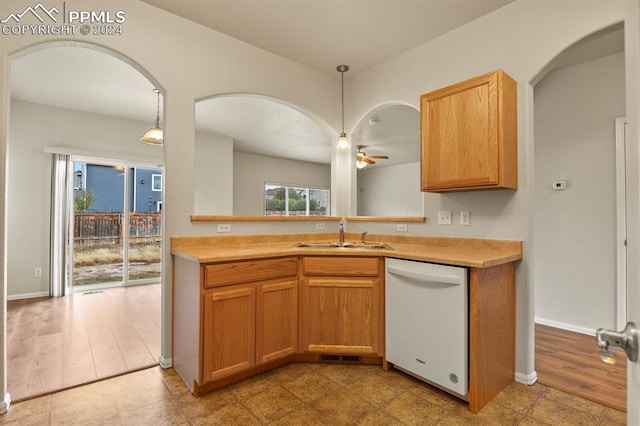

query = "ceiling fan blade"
[367,155,389,159]
[363,157,375,164]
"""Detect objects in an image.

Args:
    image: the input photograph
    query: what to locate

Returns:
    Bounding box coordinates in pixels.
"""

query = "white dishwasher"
[385,257,468,398]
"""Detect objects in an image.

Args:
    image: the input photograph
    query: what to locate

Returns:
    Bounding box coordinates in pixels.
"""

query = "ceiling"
[11,45,160,125]
[196,95,333,164]
[140,0,515,76]
[9,2,624,167]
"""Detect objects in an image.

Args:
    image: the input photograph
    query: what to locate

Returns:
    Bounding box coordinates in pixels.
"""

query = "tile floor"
[0,362,627,425]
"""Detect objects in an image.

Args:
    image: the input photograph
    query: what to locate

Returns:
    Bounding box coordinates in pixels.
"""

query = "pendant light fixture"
[335,64,350,150]
[139,88,163,146]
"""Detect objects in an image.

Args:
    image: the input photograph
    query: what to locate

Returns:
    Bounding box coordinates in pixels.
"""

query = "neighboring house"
[74,164,162,213]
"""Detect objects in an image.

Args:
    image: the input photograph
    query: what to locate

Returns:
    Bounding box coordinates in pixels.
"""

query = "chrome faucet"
[361,231,368,244]
[339,223,345,244]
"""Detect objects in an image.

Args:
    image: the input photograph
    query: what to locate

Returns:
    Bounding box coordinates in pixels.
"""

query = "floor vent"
[320,354,361,363]
[83,290,104,295]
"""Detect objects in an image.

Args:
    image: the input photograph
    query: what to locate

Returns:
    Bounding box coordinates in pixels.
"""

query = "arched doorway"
[6,41,165,401]
[532,23,627,410]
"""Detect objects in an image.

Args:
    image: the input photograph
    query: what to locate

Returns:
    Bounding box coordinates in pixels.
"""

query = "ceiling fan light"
[336,133,350,150]
[139,127,164,145]
[356,160,368,169]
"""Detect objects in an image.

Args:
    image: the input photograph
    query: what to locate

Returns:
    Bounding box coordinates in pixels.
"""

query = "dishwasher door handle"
[387,265,464,285]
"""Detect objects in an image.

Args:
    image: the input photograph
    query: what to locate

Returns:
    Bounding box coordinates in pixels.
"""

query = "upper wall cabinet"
[420,70,517,192]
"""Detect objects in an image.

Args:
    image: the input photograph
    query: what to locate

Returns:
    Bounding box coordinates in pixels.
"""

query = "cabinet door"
[202,284,256,383]
[301,277,379,355]
[421,70,517,192]
[256,278,298,364]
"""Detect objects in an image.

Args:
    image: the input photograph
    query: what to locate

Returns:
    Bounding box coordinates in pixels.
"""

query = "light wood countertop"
[171,233,522,269]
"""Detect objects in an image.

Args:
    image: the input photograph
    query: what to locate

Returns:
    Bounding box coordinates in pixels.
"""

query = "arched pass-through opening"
[194,93,335,216]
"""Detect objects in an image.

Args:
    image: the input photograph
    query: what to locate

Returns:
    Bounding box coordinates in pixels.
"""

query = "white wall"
[534,53,625,332]
[357,162,422,216]
[233,151,330,215]
[0,0,338,388]
[7,99,163,298]
[349,0,630,383]
[194,132,233,215]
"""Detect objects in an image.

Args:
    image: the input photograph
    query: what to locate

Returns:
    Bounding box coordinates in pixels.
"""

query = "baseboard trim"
[534,317,595,336]
[7,291,48,301]
[158,356,172,369]
[0,393,11,414]
[515,371,538,385]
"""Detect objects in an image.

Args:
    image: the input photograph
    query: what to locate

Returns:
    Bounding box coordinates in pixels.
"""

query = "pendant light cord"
[154,89,160,128]
[336,64,349,135]
[340,69,345,134]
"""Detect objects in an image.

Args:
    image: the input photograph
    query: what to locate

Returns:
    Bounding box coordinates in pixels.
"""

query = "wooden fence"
[74,212,162,247]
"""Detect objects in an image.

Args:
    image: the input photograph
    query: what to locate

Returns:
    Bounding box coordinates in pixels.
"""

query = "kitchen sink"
[293,242,393,250]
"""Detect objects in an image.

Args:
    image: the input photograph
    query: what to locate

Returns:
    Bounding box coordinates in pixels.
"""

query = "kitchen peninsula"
[171,232,522,413]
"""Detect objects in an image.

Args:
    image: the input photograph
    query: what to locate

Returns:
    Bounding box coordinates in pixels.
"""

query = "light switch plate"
[438,210,452,225]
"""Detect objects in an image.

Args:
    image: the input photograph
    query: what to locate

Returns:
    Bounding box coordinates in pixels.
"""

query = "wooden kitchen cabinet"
[202,283,256,382]
[197,256,298,388]
[300,256,383,356]
[256,278,298,364]
[420,70,517,192]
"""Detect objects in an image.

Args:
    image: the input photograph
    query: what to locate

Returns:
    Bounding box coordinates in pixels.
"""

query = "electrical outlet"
[460,211,470,226]
[316,223,325,230]
[35,268,42,277]
[438,210,452,225]
[397,224,408,232]
[217,224,231,233]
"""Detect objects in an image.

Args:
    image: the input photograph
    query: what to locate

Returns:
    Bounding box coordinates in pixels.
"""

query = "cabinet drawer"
[204,257,298,288]
[302,256,379,276]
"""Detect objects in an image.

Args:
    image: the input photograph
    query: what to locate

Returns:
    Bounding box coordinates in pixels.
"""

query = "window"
[152,174,162,191]
[264,183,330,216]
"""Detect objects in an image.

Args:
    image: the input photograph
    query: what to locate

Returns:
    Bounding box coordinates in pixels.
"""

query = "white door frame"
[615,117,628,330]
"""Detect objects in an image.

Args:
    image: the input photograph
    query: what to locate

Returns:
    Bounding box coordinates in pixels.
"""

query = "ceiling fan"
[356,145,389,169]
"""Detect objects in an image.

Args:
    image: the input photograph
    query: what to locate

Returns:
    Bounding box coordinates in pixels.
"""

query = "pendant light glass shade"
[336,132,350,150]
[139,126,163,146]
[139,89,163,146]
[335,64,350,150]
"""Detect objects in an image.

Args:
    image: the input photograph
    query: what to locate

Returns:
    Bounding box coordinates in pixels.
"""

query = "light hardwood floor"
[7,283,160,402]
[535,323,626,412]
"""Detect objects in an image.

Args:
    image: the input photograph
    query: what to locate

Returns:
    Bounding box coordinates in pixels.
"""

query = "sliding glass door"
[69,157,162,290]
[127,167,162,283]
